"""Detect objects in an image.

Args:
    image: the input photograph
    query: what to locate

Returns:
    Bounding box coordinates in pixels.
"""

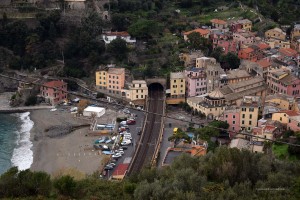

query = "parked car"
[106,164,115,168]
[108,163,116,167]
[120,121,127,125]
[124,136,132,140]
[121,140,131,146]
[121,146,128,150]
[126,120,136,125]
[137,130,142,135]
[123,109,130,114]
[112,153,122,158]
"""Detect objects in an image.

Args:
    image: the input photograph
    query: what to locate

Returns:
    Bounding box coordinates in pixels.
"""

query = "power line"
[1,73,300,147]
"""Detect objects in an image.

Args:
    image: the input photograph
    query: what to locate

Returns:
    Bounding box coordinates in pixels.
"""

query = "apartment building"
[124,80,148,105]
[95,67,125,96]
[170,72,186,99]
[240,96,261,131]
[40,80,67,105]
[185,68,207,97]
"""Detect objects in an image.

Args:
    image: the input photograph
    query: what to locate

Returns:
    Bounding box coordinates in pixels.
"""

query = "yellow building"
[265,94,296,110]
[125,80,148,102]
[170,72,186,99]
[238,19,252,31]
[271,110,299,124]
[240,96,261,131]
[95,67,125,96]
[266,39,290,49]
[95,70,107,89]
[187,89,226,119]
[265,28,286,41]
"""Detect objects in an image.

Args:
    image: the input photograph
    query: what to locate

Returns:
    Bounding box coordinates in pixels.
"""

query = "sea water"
[0,112,33,174]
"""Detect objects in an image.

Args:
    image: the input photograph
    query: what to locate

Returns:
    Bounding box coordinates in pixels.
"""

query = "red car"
[126,120,136,125]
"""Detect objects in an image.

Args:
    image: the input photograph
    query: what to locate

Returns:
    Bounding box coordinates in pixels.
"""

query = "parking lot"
[101,108,145,179]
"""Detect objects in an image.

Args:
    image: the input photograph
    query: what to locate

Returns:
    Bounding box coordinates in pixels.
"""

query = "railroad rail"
[127,84,165,175]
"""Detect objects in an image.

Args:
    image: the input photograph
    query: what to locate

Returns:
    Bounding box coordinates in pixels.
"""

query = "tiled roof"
[241,47,254,54]
[280,74,300,85]
[210,18,227,25]
[277,110,300,116]
[43,80,66,88]
[108,68,125,75]
[256,59,271,68]
[183,28,210,36]
[229,77,264,90]
[106,31,130,37]
[226,69,250,79]
[171,72,185,79]
[279,48,298,57]
[257,43,270,50]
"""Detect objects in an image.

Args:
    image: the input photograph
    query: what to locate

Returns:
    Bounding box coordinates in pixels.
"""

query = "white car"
[120,121,127,125]
[112,153,122,158]
[124,136,132,140]
[121,140,131,146]
[115,150,124,155]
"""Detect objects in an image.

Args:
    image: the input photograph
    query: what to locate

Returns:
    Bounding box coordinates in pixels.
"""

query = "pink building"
[185,68,207,97]
[233,30,255,47]
[220,107,240,138]
[40,80,67,105]
[215,40,239,54]
[267,69,300,97]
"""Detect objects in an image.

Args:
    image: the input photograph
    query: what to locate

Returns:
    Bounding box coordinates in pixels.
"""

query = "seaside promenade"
[0,105,54,113]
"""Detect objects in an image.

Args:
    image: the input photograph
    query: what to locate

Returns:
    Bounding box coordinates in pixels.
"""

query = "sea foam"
[11,112,33,170]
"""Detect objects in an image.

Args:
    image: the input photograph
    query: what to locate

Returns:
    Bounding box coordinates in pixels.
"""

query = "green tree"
[107,38,128,61]
[25,95,37,106]
[111,13,129,31]
[128,19,161,39]
[220,52,240,70]
[53,175,77,197]
[187,32,212,54]
[210,47,224,62]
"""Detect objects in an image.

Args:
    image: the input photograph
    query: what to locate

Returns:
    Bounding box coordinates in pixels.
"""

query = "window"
[225,115,228,118]
[139,84,141,87]
[233,115,235,119]
[249,108,254,112]
[233,121,235,124]
[249,121,252,125]
[136,90,138,93]
[249,114,252,119]
[109,75,111,78]
[242,120,244,125]
[280,117,282,121]
[174,80,176,83]
[136,95,138,98]
[109,80,111,83]
[242,114,245,118]
[174,90,176,93]
[181,85,183,88]
[113,76,115,79]
[117,81,119,84]
[232,127,235,130]
[141,95,143,98]
[289,119,291,123]
[181,79,183,82]
[242,107,246,111]
[180,90,183,93]
[113,81,115,84]
[117,86,119,89]
[116,76,119,79]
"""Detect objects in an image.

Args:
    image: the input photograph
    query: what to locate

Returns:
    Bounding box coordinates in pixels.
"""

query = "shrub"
[25,96,37,106]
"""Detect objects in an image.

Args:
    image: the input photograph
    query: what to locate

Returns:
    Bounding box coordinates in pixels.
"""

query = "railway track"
[128,84,164,175]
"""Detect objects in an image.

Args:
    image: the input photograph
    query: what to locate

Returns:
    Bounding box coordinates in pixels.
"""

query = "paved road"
[104,108,145,179]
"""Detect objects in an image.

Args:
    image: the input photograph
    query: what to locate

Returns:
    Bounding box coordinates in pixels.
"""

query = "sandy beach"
[30,109,109,176]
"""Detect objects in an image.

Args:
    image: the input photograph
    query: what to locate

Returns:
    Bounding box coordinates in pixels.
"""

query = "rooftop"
[265,93,295,103]
[108,68,125,75]
[280,74,300,85]
[279,48,298,57]
[210,18,227,25]
[237,19,252,24]
[183,28,210,36]
[105,31,130,37]
[132,80,146,84]
[43,80,66,88]
[240,47,254,54]
[257,43,270,50]
[208,88,224,99]
[230,138,250,150]
[170,72,185,79]
[111,163,129,178]
[226,69,251,79]
[277,110,300,117]
[256,59,272,68]
[229,77,264,90]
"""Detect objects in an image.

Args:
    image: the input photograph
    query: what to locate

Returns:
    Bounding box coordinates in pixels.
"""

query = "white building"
[83,106,105,118]
[102,32,136,44]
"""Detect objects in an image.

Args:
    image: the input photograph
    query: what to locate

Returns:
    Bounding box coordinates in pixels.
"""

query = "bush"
[25,96,37,106]
[96,92,105,99]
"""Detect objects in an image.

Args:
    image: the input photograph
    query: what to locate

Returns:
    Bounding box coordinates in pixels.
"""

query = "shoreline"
[29,109,105,177]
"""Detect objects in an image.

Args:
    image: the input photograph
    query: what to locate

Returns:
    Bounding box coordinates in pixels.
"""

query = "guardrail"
[151,96,166,167]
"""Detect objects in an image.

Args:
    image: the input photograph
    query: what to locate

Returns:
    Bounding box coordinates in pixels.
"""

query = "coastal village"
[0,1,300,198]
[1,16,300,180]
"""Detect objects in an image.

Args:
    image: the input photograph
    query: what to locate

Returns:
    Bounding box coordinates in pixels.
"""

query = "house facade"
[124,80,148,105]
[95,67,125,97]
[185,68,207,97]
[210,19,228,29]
[102,31,136,44]
[40,80,67,105]
[240,96,261,131]
[183,28,210,41]
[220,107,241,135]
[265,28,286,41]
[170,72,186,99]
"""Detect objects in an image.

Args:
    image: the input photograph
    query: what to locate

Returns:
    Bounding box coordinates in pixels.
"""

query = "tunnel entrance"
[148,83,164,98]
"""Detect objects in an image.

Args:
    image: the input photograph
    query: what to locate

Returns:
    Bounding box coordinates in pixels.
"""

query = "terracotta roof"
[208,88,224,99]
[106,31,130,37]
[112,163,129,177]
[43,80,66,88]
[241,47,254,54]
[278,110,300,116]
[108,68,125,75]
[183,28,210,36]
[279,48,298,57]
[210,19,227,25]
[256,59,271,68]
[257,43,270,50]
[280,74,300,85]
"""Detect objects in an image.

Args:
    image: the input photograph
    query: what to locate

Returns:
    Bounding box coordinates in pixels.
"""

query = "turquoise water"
[0,112,33,175]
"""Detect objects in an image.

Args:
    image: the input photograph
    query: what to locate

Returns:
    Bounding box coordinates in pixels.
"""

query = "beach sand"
[30,109,107,176]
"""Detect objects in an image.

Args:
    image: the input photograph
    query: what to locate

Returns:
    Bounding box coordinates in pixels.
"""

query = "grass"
[272,144,298,161]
